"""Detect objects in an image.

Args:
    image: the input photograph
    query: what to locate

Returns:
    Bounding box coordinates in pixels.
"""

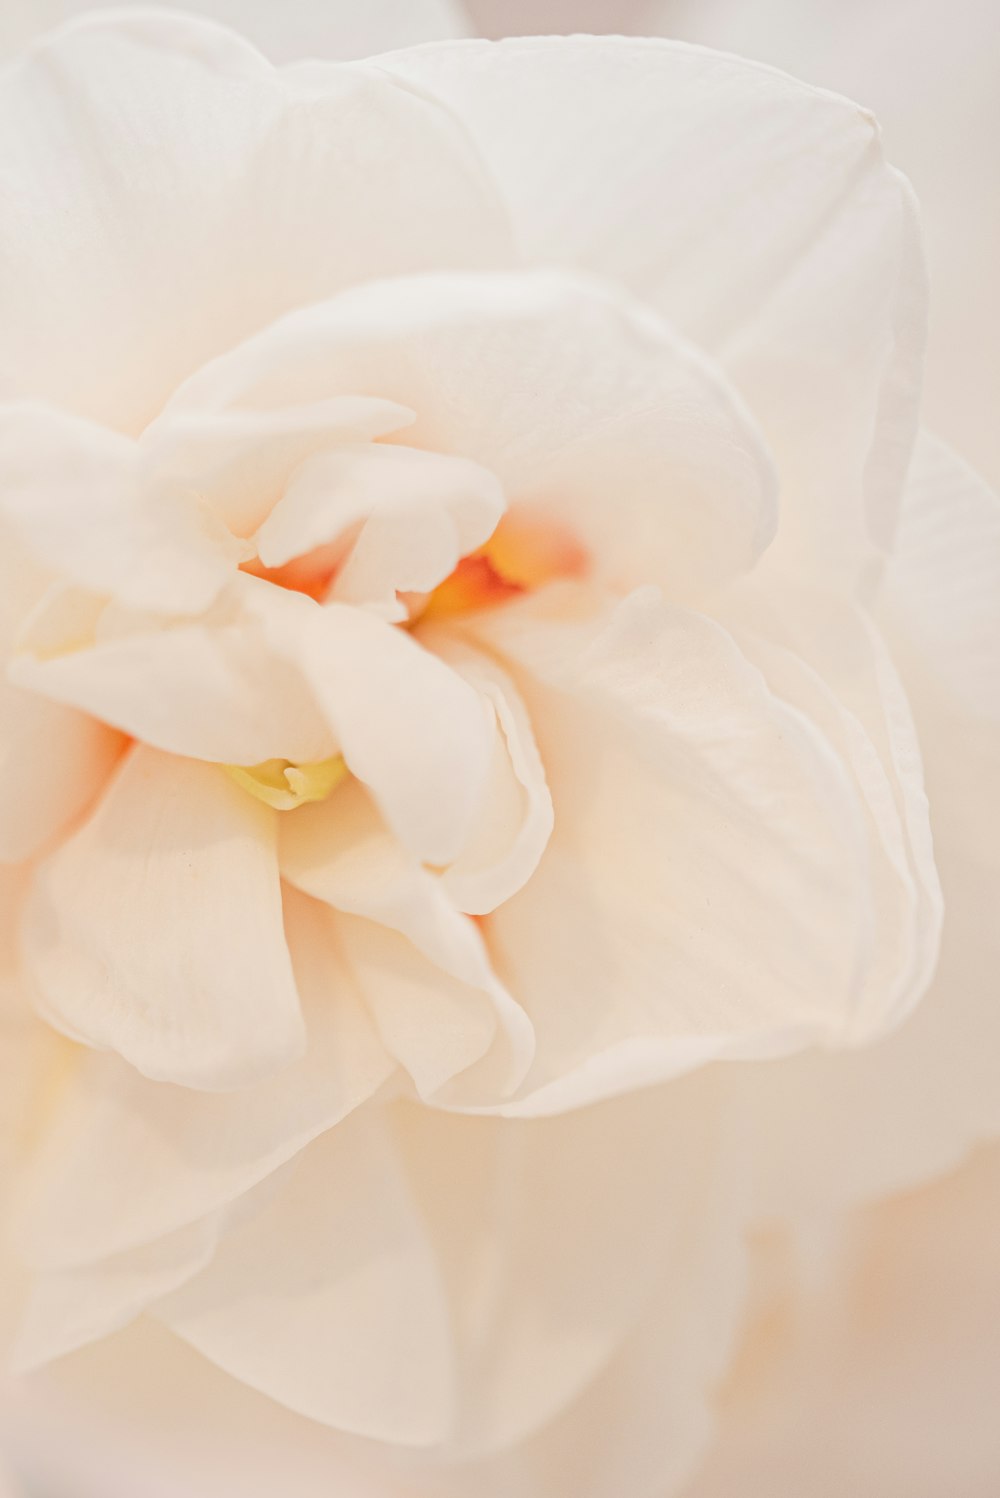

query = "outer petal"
[465,583,875,1114]
[381,37,925,583]
[0,1,473,65]
[0,521,124,863]
[713,581,941,1039]
[280,780,533,1101]
[16,890,394,1272]
[165,267,777,603]
[732,437,1000,1220]
[154,1107,456,1446]
[0,12,510,431]
[0,684,124,864]
[22,745,305,1089]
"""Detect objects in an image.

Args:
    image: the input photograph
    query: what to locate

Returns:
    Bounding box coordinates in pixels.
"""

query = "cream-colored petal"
[257,443,505,618]
[0,12,510,431]
[714,581,941,1041]
[154,1107,456,1446]
[16,890,394,1271]
[383,37,924,585]
[167,267,776,603]
[0,0,473,64]
[423,631,553,915]
[465,583,875,1115]
[143,395,415,536]
[301,604,495,866]
[22,745,305,1089]
[11,575,336,767]
[0,684,123,864]
[730,439,1000,1221]
[0,405,243,613]
[280,781,533,1101]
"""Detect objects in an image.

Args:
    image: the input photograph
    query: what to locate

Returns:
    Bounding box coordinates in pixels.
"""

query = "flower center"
[225,755,347,811]
[420,512,588,619]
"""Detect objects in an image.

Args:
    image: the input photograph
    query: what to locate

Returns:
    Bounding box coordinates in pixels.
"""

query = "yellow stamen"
[226,754,347,811]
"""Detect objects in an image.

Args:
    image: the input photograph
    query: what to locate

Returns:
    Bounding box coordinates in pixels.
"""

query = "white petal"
[382,37,924,585]
[155,1107,456,1445]
[11,1216,225,1374]
[301,604,495,866]
[280,780,533,1101]
[0,1,473,64]
[257,443,505,618]
[167,267,776,603]
[714,580,941,1040]
[16,889,394,1271]
[0,12,510,431]
[389,1070,739,1462]
[11,575,336,766]
[22,745,305,1088]
[0,684,123,864]
[732,440,1000,1221]
[422,630,554,914]
[0,405,242,613]
[143,395,415,536]
[466,584,874,1115]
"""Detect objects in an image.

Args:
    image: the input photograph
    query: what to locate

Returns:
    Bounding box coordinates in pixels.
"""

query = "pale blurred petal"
[0,11,508,431]
[686,1148,1000,1498]
[17,891,394,1271]
[155,1107,456,1445]
[729,440,1000,1220]
[22,746,305,1089]
[0,0,472,64]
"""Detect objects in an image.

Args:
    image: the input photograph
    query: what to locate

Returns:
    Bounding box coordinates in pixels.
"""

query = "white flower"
[0,15,996,1498]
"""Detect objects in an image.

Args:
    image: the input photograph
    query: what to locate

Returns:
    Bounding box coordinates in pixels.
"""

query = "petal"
[142,395,416,536]
[16,889,395,1271]
[732,440,1000,1221]
[389,1070,737,1460]
[154,1107,456,1446]
[422,630,554,915]
[382,36,925,584]
[0,1,473,64]
[0,405,243,613]
[166,267,777,603]
[0,12,510,431]
[22,745,305,1089]
[0,683,124,864]
[280,780,533,1101]
[713,580,941,1039]
[257,443,506,619]
[11,575,337,767]
[465,583,874,1115]
[302,603,495,866]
